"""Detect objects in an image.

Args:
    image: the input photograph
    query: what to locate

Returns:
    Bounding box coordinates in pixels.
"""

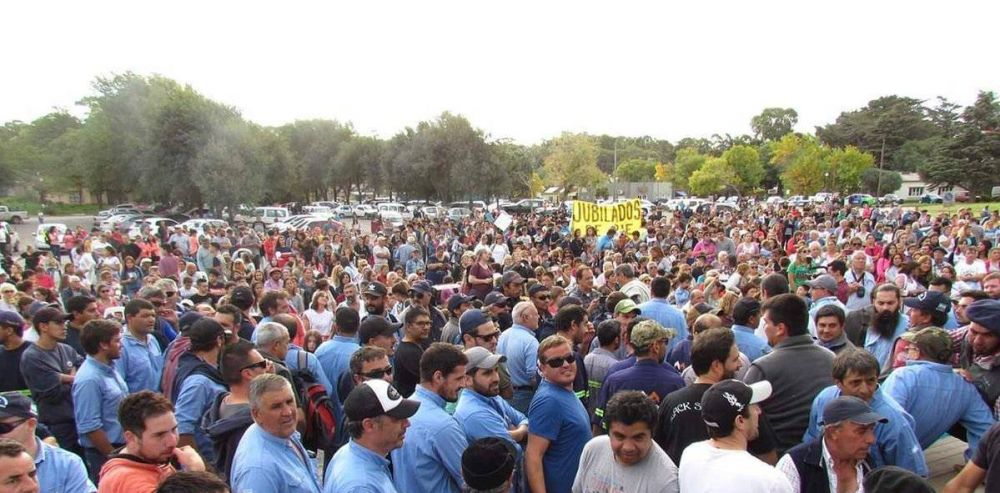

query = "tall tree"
[751,108,798,141]
[542,133,605,199]
[722,145,763,193]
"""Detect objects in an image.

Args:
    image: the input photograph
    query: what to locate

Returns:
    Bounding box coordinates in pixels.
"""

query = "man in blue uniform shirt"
[72,319,128,483]
[116,299,163,393]
[638,276,690,354]
[325,378,421,493]
[391,343,469,493]
[0,392,94,493]
[730,297,771,362]
[497,302,541,413]
[231,374,321,493]
[171,318,228,464]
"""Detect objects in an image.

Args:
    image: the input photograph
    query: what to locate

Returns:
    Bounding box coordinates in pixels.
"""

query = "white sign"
[494,211,513,232]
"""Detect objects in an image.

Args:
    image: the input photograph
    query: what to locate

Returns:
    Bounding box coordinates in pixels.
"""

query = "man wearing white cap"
[678,379,792,493]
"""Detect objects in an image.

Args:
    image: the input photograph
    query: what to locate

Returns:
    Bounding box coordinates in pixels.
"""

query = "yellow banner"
[571,199,644,236]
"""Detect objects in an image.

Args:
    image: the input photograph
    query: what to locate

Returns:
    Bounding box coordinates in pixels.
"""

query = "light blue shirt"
[863,313,909,371]
[454,387,528,456]
[34,437,95,493]
[231,424,321,493]
[883,360,997,458]
[72,356,127,447]
[390,386,467,493]
[803,385,927,477]
[324,440,397,493]
[808,296,846,337]
[637,298,689,353]
[175,373,226,464]
[312,337,358,401]
[732,324,771,362]
[114,331,163,393]
[497,324,539,387]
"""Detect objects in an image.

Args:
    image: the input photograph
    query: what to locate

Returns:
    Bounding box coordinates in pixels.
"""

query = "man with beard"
[454,347,528,488]
[803,349,927,477]
[361,281,397,323]
[984,272,1000,300]
[573,391,679,493]
[73,319,128,482]
[862,284,909,373]
[97,391,205,493]
[958,300,1000,416]
[391,343,469,493]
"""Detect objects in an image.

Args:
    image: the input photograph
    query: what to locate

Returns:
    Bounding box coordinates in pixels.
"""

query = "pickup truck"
[0,206,28,224]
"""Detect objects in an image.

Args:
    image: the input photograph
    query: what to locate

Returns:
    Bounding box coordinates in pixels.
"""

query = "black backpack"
[291,351,337,452]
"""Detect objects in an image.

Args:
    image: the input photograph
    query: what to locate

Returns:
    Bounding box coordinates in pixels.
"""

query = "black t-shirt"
[654,383,777,464]
[394,341,427,398]
[188,293,215,306]
[973,422,1000,491]
[0,341,31,392]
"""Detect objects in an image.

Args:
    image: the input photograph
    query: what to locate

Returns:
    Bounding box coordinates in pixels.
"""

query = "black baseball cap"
[447,294,474,312]
[32,307,71,326]
[343,379,420,421]
[0,392,35,419]
[462,437,517,491]
[903,290,951,316]
[701,380,772,434]
[820,396,888,426]
[362,282,388,297]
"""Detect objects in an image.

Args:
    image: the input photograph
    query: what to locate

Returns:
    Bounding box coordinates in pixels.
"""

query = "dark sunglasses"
[360,366,393,379]
[534,295,550,301]
[0,418,28,435]
[150,301,164,308]
[476,331,501,341]
[241,360,268,372]
[164,291,177,297]
[543,353,576,369]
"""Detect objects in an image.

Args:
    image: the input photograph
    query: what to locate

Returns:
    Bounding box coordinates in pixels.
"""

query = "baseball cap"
[409,281,434,295]
[26,301,50,318]
[343,379,420,421]
[629,320,671,352]
[462,437,517,491]
[0,311,25,329]
[501,271,524,286]
[188,318,225,346]
[177,311,205,333]
[464,347,506,372]
[732,297,762,323]
[0,392,35,419]
[701,379,772,434]
[32,307,71,326]
[459,309,493,336]
[614,299,642,316]
[901,327,953,362]
[528,284,549,297]
[862,465,935,493]
[483,292,508,306]
[447,294,473,312]
[820,395,888,426]
[230,286,255,310]
[362,282,388,297]
[966,299,1000,335]
[903,290,951,316]
[807,275,838,293]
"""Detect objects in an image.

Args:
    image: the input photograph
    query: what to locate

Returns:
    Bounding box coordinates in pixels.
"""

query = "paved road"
[10,215,94,253]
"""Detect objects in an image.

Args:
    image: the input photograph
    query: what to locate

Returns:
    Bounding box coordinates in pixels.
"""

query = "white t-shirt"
[956,259,987,290]
[678,440,793,493]
[572,435,678,493]
[303,308,334,337]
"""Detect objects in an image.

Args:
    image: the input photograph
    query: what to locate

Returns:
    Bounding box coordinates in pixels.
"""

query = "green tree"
[722,145,763,192]
[826,146,874,194]
[751,108,798,141]
[542,133,605,199]
[614,158,657,182]
[672,147,707,190]
[860,168,903,196]
[921,91,1000,197]
[688,157,736,196]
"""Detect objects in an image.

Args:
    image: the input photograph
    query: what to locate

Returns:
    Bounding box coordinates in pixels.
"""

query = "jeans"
[510,388,536,415]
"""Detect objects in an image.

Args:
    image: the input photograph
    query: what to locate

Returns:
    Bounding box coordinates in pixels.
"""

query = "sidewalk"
[927,435,984,492]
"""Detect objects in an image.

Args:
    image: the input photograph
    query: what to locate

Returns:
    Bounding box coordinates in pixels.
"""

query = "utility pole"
[876,137,886,196]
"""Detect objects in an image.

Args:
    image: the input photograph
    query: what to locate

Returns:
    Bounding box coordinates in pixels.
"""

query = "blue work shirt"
[883,360,997,457]
[944,310,959,330]
[528,379,591,493]
[637,298,689,353]
[114,331,163,393]
[175,373,226,464]
[497,324,540,387]
[864,314,909,371]
[454,387,528,455]
[231,424,321,493]
[312,337,358,400]
[72,356,127,447]
[732,324,771,362]
[803,385,927,477]
[390,386,467,493]
[324,440,397,493]
[34,436,95,493]
[594,359,684,427]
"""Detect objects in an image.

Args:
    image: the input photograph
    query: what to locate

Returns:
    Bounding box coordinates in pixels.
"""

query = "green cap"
[901,327,953,363]
[614,299,641,316]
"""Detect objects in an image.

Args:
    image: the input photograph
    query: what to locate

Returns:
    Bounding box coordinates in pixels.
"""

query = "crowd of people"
[2,196,1000,492]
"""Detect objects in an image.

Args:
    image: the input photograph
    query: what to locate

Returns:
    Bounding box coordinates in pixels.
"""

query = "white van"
[378,203,412,221]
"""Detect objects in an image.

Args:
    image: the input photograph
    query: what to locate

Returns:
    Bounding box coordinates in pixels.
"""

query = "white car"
[333,205,355,219]
[810,192,833,204]
[380,211,405,230]
[787,195,810,206]
[378,203,412,221]
[353,204,377,219]
[447,208,472,221]
[765,196,785,205]
[421,206,447,219]
[128,217,178,240]
[181,219,228,236]
[35,223,67,251]
[301,205,333,216]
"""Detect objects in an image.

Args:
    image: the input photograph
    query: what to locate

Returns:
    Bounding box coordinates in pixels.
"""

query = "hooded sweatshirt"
[97,453,176,493]
[202,391,254,484]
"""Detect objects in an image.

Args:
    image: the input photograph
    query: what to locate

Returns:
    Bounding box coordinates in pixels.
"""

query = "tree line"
[0,72,997,212]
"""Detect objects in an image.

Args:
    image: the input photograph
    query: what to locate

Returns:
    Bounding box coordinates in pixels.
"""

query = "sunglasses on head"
[0,418,28,435]
[360,366,393,379]
[543,353,576,369]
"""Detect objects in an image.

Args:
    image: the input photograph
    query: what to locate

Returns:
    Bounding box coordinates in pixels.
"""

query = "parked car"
[765,196,785,205]
[879,194,902,205]
[378,203,412,221]
[447,207,472,221]
[181,219,229,236]
[420,206,447,220]
[353,204,377,219]
[0,206,28,225]
[810,192,834,204]
[333,204,355,219]
[920,193,944,204]
[380,211,405,230]
[35,223,67,251]
[844,194,877,206]
[128,217,178,240]
[502,199,545,214]
[786,195,810,206]
[235,207,290,225]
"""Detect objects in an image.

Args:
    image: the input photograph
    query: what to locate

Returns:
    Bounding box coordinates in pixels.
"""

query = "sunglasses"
[543,353,576,369]
[151,301,164,308]
[0,418,28,435]
[165,291,177,297]
[534,295,550,301]
[476,331,501,341]
[360,366,393,379]
[241,360,268,372]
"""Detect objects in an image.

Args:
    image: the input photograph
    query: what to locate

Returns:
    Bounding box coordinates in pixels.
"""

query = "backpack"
[292,351,337,452]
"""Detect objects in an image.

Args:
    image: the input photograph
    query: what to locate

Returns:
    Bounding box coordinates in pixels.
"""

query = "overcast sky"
[3,1,997,144]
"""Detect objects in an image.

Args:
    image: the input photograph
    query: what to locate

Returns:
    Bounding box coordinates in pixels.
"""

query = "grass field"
[903,201,1000,215]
